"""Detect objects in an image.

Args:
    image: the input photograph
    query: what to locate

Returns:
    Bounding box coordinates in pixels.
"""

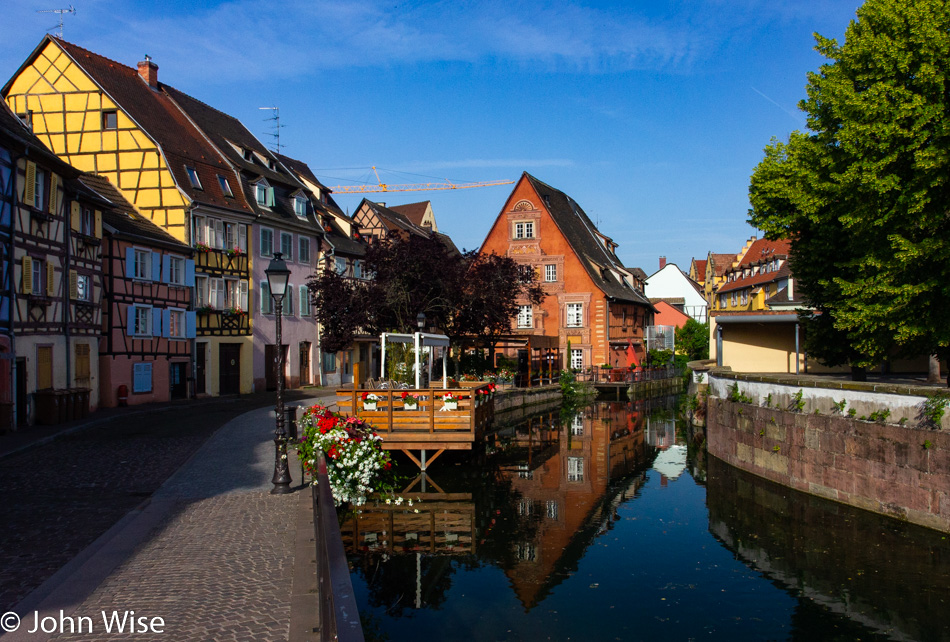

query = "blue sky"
[1,0,860,274]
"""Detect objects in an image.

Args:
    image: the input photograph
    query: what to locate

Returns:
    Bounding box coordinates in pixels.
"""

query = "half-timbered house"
[1,100,104,427]
[3,36,255,396]
[79,174,194,407]
[480,173,654,372]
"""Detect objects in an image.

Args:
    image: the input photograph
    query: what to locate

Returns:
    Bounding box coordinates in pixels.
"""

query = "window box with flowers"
[196,305,215,315]
[441,392,460,411]
[401,391,421,410]
[225,246,244,258]
[194,242,212,253]
[222,307,246,317]
[361,392,381,411]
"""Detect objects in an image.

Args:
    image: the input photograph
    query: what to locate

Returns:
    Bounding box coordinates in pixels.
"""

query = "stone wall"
[707,396,950,532]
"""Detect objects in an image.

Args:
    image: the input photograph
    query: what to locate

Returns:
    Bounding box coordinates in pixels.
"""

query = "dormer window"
[217,175,233,197]
[293,195,307,217]
[255,180,274,207]
[185,166,202,190]
[242,148,254,161]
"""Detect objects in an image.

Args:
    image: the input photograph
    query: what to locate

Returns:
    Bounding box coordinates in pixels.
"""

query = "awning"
[715,314,798,324]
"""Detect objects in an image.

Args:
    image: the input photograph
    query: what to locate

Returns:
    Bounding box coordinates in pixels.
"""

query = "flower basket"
[442,393,460,411]
[364,402,378,411]
[403,400,418,410]
[361,392,380,411]
[444,401,458,411]
[401,391,420,410]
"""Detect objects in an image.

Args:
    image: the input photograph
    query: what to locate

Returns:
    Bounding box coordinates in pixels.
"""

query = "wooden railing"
[312,453,364,642]
[196,310,251,335]
[575,365,681,384]
[335,385,494,450]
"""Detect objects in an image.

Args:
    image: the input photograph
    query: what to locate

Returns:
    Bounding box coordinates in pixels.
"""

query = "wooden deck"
[335,384,494,470]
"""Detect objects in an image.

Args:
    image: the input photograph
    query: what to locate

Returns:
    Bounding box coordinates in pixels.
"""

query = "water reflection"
[707,456,950,642]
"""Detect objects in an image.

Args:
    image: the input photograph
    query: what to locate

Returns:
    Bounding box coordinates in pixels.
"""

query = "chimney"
[137,56,158,88]
[659,256,667,269]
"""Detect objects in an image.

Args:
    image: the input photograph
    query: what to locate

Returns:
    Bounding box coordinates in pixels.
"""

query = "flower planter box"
[363,402,378,411]
[403,402,418,411]
[443,401,458,411]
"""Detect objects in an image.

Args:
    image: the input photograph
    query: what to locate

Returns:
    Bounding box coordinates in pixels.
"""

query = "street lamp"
[417,311,426,331]
[266,252,292,494]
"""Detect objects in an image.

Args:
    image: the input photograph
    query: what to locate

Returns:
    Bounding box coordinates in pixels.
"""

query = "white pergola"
[380,332,451,389]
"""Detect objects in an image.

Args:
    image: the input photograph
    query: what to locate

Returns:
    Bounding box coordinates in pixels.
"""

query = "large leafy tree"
[675,318,710,361]
[748,0,950,381]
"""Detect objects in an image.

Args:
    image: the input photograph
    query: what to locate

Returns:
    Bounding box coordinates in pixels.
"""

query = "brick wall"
[707,397,950,532]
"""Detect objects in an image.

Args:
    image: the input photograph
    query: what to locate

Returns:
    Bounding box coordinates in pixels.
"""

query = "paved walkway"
[1,393,341,642]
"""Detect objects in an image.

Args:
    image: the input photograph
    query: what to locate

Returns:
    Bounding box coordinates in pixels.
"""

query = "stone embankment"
[702,368,950,533]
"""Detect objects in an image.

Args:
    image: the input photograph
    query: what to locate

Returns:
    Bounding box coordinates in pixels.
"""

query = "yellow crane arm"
[329,167,514,194]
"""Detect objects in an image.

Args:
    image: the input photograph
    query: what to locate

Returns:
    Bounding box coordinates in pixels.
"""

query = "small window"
[299,285,311,316]
[81,208,94,236]
[322,351,337,372]
[567,456,584,482]
[33,168,46,210]
[281,285,293,316]
[566,303,583,328]
[298,237,311,264]
[76,273,91,302]
[168,309,185,338]
[571,348,583,370]
[255,182,273,207]
[280,232,293,261]
[260,228,273,257]
[217,175,233,197]
[102,110,118,130]
[167,256,184,285]
[335,257,346,275]
[185,166,202,190]
[353,259,362,279]
[545,264,557,282]
[514,221,534,239]
[294,195,307,217]
[195,275,209,307]
[260,280,273,314]
[517,305,533,329]
[133,248,151,280]
[132,305,152,336]
[17,111,32,130]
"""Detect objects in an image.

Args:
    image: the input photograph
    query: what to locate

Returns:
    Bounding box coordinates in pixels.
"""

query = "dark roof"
[523,173,652,307]
[627,267,647,280]
[79,174,189,250]
[765,286,800,306]
[274,152,350,220]
[433,230,462,257]
[360,199,432,238]
[389,201,431,227]
[32,37,254,216]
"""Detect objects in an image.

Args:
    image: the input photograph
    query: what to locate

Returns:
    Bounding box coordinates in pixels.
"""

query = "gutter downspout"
[716,325,723,367]
[64,179,72,390]
[7,151,22,429]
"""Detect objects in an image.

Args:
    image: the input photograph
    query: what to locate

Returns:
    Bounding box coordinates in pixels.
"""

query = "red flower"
[401,391,408,399]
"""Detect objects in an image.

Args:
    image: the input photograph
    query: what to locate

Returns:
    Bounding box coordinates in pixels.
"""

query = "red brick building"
[480,173,654,371]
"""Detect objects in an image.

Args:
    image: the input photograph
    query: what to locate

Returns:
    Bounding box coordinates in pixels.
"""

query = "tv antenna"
[259,106,285,154]
[38,5,76,38]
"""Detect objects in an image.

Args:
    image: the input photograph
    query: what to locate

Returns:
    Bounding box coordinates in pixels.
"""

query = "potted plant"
[196,304,215,314]
[442,392,460,411]
[225,246,244,258]
[401,391,420,410]
[362,392,380,411]
[193,242,212,253]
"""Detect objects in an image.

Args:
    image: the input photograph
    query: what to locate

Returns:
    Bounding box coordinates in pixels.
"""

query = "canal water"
[345,397,950,641]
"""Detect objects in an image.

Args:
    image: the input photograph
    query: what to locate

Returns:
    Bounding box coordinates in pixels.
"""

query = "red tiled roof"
[389,201,430,227]
[709,252,737,277]
[716,262,791,294]
[51,37,253,215]
[692,259,707,280]
[735,238,790,269]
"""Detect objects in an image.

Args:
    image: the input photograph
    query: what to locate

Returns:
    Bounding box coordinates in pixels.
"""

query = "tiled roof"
[649,297,686,305]
[0,99,78,175]
[523,173,652,307]
[363,200,431,237]
[734,238,791,269]
[709,252,737,277]
[627,267,648,280]
[79,174,189,249]
[389,201,430,227]
[433,231,462,257]
[274,152,350,220]
[50,37,253,216]
[765,286,801,306]
[716,262,791,294]
[692,259,707,280]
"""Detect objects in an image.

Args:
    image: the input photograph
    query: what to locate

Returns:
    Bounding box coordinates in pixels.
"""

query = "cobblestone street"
[0,391,317,612]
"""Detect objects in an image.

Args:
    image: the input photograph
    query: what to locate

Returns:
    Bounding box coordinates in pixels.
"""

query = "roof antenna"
[38,5,76,39]
[259,106,285,154]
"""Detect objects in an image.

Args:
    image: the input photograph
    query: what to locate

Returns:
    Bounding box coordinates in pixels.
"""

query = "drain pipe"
[795,322,800,375]
[716,325,723,367]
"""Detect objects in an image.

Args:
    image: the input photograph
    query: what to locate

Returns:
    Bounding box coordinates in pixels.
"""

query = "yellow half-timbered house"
[4,36,255,395]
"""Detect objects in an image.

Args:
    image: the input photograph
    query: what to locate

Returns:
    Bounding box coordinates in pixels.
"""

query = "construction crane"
[327,166,514,194]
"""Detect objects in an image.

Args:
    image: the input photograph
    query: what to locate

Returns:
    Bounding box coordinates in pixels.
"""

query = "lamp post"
[417,311,426,332]
[266,252,292,494]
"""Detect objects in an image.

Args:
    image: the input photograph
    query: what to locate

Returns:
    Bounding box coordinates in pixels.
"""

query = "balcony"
[196,309,251,335]
[608,324,643,342]
[193,248,249,277]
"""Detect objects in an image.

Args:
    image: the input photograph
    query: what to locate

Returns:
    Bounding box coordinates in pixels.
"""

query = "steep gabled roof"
[735,238,791,269]
[274,152,349,220]
[389,201,431,227]
[41,37,253,216]
[522,173,651,307]
[359,199,431,238]
[79,174,189,250]
[0,99,79,176]
[717,262,791,294]
[709,252,737,277]
[691,259,707,281]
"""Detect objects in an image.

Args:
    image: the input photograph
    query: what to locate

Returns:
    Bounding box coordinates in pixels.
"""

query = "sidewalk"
[1,391,341,642]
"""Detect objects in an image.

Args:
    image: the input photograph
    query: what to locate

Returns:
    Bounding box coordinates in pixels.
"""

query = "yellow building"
[4,36,255,395]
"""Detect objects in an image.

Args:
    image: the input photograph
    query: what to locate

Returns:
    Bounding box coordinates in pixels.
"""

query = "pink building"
[84,175,195,407]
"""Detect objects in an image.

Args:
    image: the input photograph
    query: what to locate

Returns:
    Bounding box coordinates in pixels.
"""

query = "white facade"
[644,263,708,322]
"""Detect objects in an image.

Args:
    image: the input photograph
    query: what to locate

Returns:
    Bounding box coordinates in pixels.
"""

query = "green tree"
[748,0,950,382]
[675,318,710,361]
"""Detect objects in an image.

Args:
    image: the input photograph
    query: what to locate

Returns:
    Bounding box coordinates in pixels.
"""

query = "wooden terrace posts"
[335,384,495,471]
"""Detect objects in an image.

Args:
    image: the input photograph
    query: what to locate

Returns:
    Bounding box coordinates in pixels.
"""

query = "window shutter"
[267,187,275,207]
[46,261,55,296]
[184,259,195,287]
[151,252,161,282]
[185,310,196,339]
[161,254,170,283]
[24,161,36,206]
[21,256,32,293]
[240,281,248,311]
[125,247,135,278]
[152,308,162,337]
[69,269,78,299]
[127,306,136,336]
[162,309,171,338]
[215,220,224,248]
[48,173,59,214]
[71,201,81,230]
[94,210,102,237]
[238,225,247,252]
[261,281,271,314]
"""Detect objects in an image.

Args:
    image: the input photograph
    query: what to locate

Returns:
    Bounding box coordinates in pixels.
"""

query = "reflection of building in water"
[340,493,475,556]
[652,445,687,482]
[645,415,676,449]
[495,401,652,610]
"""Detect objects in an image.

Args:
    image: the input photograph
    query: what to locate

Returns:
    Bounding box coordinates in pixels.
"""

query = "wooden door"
[196,344,206,395]
[170,362,187,399]
[219,343,241,395]
[299,342,311,386]
[37,346,53,390]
